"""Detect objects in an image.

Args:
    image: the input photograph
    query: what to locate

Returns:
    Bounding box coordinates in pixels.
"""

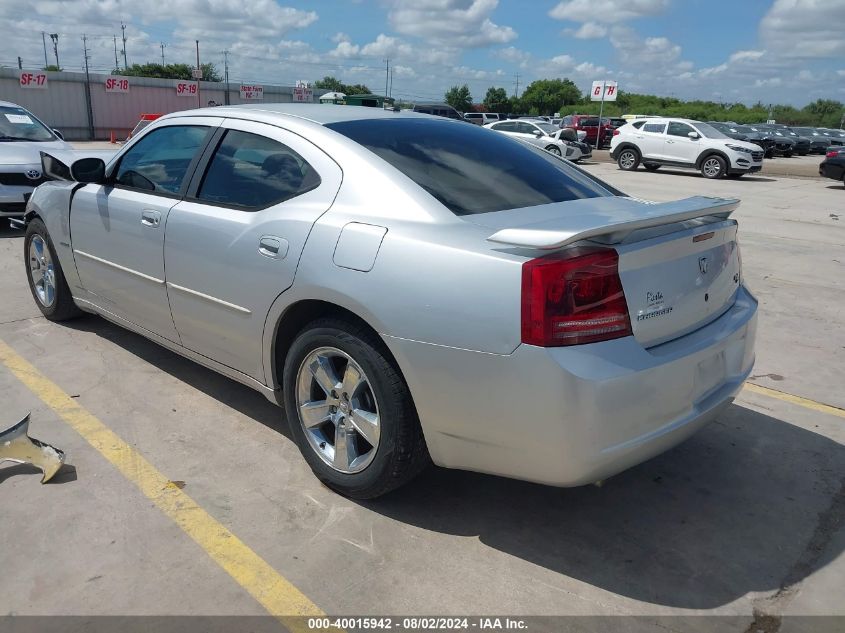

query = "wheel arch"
[695,149,730,169]
[265,297,408,395]
[615,142,640,155]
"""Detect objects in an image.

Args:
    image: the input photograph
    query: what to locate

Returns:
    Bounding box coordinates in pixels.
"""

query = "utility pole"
[82,35,95,140]
[41,32,49,69]
[384,58,389,99]
[222,50,230,105]
[113,35,120,71]
[49,33,59,70]
[389,67,393,99]
[121,22,128,69]
[160,42,166,66]
[514,73,520,98]
[196,40,201,108]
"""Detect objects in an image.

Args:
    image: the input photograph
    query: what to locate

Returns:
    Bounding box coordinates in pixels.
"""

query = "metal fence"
[0,68,327,141]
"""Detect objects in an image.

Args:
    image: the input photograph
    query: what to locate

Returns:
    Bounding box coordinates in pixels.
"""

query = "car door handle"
[258,236,289,259]
[140,209,161,227]
[666,140,675,144]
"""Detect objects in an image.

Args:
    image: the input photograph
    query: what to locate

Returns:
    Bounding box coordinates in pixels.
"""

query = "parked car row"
[707,122,843,158]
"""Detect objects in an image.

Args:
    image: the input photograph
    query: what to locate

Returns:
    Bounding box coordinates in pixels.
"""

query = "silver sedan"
[23,105,757,498]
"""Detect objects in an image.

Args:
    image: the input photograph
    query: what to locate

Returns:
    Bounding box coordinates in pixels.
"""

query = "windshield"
[734,126,754,133]
[534,122,558,134]
[0,105,56,141]
[693,122,730,139]
[326,118,611,216]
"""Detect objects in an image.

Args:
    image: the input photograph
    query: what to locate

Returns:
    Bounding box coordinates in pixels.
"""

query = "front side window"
[493,121,517,132]
[115,125,209,193]
[0,105,56,142]
[196,129,321,209]
[667,122,695,137]
[326,118,612,216]
[642,123,667,134]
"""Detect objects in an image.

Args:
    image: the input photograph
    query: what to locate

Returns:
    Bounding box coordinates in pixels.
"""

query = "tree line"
[444,80,844,128]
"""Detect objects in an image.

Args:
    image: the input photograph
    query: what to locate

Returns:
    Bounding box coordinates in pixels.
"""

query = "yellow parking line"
[0,338,323,631]
[743,381,845,419]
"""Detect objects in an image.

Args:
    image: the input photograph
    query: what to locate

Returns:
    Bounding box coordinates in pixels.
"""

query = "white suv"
[609,118,764,178]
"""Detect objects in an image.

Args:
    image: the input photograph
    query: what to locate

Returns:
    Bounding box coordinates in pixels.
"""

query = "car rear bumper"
[386,286,757,487]
[819,161,845,181]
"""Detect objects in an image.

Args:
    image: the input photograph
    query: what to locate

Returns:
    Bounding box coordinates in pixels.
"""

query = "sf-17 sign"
[590,80,618,101]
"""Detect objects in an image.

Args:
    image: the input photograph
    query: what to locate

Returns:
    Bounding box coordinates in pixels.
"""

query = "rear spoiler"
[486,196,739,250]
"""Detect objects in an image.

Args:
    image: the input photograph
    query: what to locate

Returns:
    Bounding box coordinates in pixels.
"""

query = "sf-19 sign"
[590,80,618,102]
[105,77,129,93]
[175,81,198,97]
[239,84,264,100]
[19,72,48,89]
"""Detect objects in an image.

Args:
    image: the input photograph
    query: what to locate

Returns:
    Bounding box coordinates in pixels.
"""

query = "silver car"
[23,104,757,498]
[484,119,591,161]
[0,100,74,224]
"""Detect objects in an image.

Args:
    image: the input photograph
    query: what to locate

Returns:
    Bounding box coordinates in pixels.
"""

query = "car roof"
[0,100,25,108]
[160,103,439,126]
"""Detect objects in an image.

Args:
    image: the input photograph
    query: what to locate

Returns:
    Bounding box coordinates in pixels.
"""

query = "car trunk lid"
[473,195,741,347]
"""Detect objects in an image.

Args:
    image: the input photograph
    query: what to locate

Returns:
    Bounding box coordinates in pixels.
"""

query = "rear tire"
[546,145,562,156]
[24,218,83,321]
[644,163,661,171]
[727,173,744,179]
[617,148,640,171]
[784,151,793,158]
[283,318,430,499]
[700,155,727,179]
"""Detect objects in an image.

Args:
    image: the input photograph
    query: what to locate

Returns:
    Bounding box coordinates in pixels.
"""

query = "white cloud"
[388,0,516,48]
[572,22,608,39]
[760,0,845,58]
[729,50,765,63]
[549,0,669,23]
[754,77,782,88]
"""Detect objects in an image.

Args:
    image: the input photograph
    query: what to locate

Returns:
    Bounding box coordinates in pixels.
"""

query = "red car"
[560,114,614,148]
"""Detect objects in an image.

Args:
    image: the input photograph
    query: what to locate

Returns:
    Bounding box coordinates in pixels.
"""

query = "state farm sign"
[105,77,129,93]
[239,84,264,100]
[20,72,48,89]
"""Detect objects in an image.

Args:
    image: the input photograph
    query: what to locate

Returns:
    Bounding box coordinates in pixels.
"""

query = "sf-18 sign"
[240,84,264,100]
[105,77,129,93]
[175,81,198,97]
[590,80,618,101]
[20,72,48,89]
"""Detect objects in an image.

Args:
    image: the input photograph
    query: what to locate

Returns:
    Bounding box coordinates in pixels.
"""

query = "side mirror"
[532,129,544,137]
[52,129,64,140]
[688,131,700,139]
[70,157,106,183]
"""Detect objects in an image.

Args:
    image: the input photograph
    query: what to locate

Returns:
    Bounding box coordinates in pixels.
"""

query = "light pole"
[49,33,59,69]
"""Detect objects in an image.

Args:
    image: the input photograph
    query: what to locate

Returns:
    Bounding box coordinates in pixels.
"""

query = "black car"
[709,122,775,157]
[818,129,845,147]
[769,125,812,155]
[754,125,797,156]
[819,147,845,185]
[792,127,834,154]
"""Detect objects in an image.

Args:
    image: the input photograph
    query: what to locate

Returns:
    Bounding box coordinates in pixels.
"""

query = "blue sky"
[2,0,844,105]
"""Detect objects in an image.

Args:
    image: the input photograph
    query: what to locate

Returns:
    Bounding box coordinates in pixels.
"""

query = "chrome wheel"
[619,150,636,169]
[28,235,56,308]
[296,346,380,474]
[702,157,722,178]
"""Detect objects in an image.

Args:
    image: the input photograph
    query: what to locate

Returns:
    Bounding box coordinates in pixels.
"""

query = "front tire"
[546,145,562,156]
[617,148,640,171]
[700,155,727,179]
[283,318,429,499]
[24,218,82,321]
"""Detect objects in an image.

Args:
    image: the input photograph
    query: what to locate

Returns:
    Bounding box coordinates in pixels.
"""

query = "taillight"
[613,129,621,136]
[521,248,632,347]
[826,150,839,158]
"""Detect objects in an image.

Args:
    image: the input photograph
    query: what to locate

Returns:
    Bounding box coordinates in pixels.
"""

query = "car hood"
[0,139,73,165]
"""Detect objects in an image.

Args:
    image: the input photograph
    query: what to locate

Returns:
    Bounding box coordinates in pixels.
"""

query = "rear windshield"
[326,118,611,216]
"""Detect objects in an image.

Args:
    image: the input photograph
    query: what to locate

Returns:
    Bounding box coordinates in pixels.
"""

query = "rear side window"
[493,121,517,132]
[326,118,611,216]
[197,129,321,209]
[115,125,209,194]
[630,120,646,129]
[643,123,666,134]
